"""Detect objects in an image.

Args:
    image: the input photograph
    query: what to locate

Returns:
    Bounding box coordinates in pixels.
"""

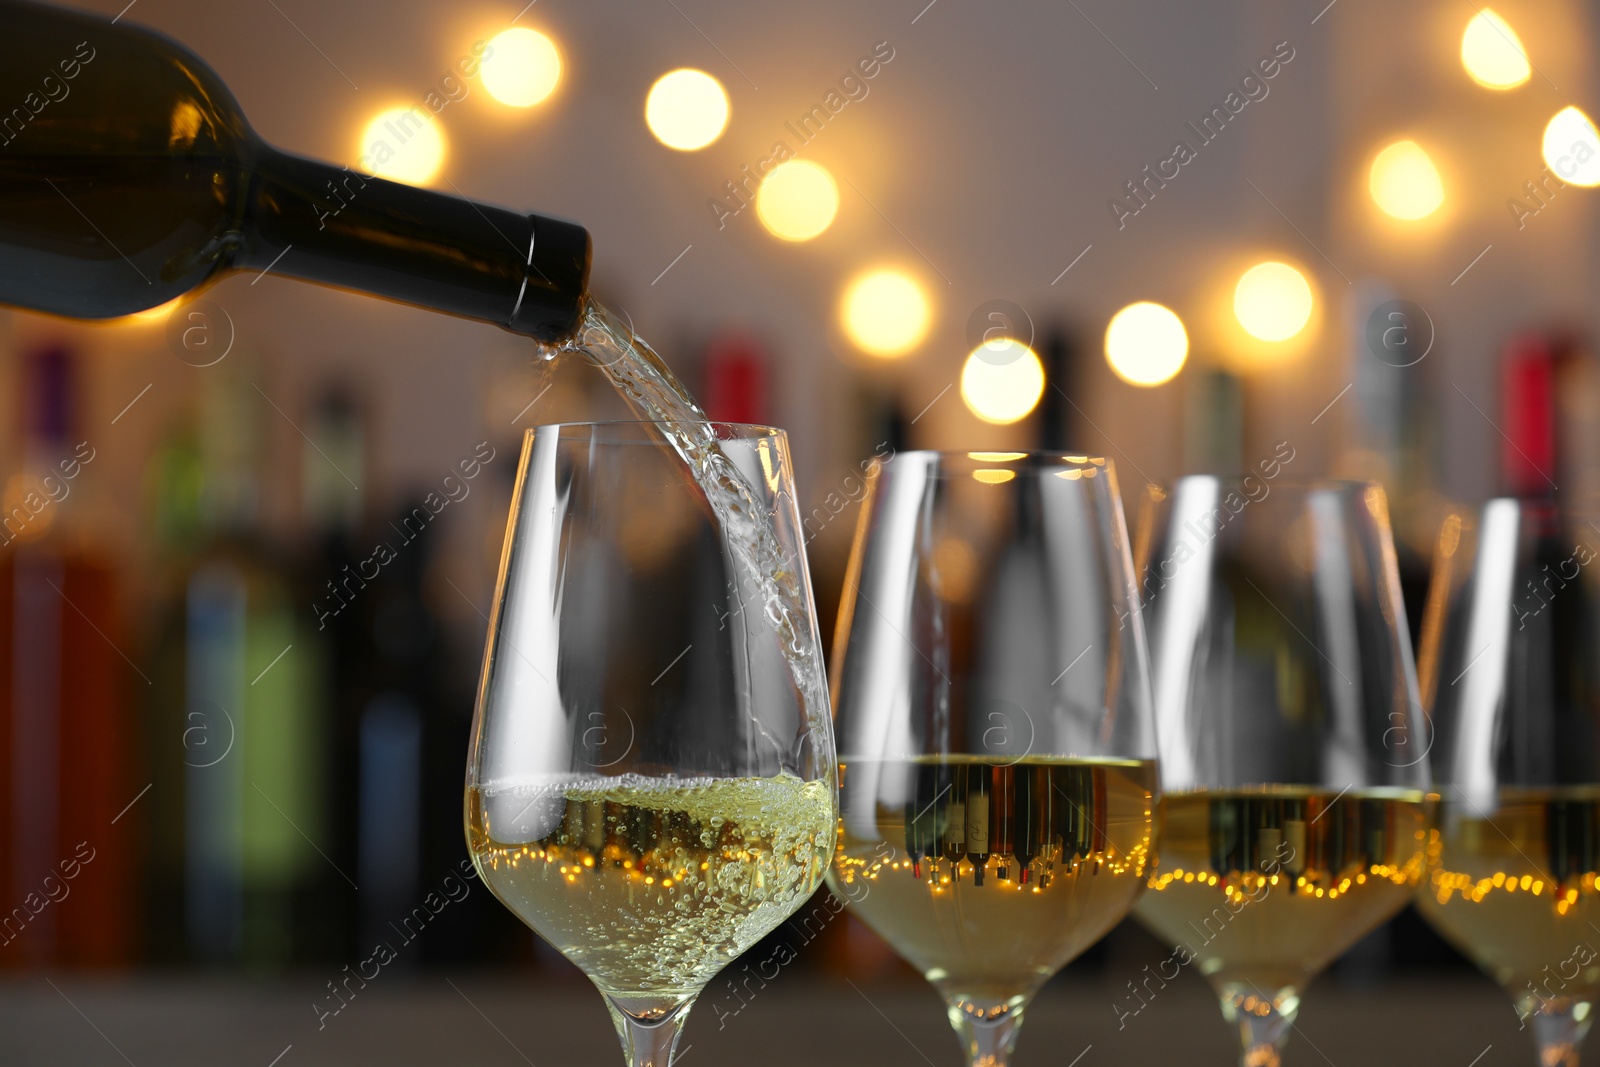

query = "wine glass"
[1415,498,1600,1066]
[1131,477,1431,1067]
[464,422,837,1067]
[826,450,1159,1067]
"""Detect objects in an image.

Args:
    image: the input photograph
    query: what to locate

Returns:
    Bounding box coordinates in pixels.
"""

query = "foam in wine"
[1134,789,1429,999]
[828,756,1157,1011]
[468,773,833,1007]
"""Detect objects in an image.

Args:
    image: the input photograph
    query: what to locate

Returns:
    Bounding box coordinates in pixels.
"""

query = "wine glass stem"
[1523,996,1593,1067]
[1219,984,1298,1067]
[947,1002,1025,1067]
[605,996,693,1067]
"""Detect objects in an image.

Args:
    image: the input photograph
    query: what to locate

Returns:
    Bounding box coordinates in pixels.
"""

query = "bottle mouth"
[509,214,592,343]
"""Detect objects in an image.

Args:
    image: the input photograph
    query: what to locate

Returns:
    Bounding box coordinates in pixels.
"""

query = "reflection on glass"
[827,451,1159,1067]
[1417,501,1600,1067]
[1133,478,1430,1067]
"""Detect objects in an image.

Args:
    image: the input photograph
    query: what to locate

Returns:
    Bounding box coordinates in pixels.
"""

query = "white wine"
[469,773,833,1009]
[1418,789,1600,1015]
[828,757,1157,1010]
[1135,789,1429,995]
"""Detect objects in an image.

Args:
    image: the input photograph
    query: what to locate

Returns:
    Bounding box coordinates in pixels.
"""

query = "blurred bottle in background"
[701,332,766,425]
[1183,367,1243,475]
[1556,336,1600,505]
[1039,324,1083,452]
[1501,335,1557,503]
[145,358,326,967]
[1344,283,1438,637]
[1500,332,1600,505]
[298,384,371,960]
[0,343,134,967]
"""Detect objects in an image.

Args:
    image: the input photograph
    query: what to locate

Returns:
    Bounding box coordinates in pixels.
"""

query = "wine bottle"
[146,355,326,965]
[0,0,589,340]
[1346,283,1433,643]
[297,385,371,958]
[1501,336,1557,503]
[940,764,966,871]
[1182,369,1243,475]
[1038,324,1081,451]
[905,761,936,880]
[0,343,133,967]
[989,764,1015,882]
[1013,764,1036,885]
[964,764,990,886]
[701,333,766,424]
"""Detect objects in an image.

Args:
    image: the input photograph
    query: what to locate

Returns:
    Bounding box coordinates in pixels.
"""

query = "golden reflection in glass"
[1418,790,1600,1011]
[831,758,1155,1007]
[1136,789,1429,992]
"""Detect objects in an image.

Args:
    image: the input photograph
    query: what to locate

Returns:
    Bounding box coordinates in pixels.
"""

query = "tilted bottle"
[0,0,589,341]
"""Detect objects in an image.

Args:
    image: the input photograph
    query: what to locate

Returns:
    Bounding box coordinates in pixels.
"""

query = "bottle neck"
[238,148,590,343]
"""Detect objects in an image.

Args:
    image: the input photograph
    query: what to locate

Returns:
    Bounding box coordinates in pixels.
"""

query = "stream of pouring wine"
[542,301,832,760]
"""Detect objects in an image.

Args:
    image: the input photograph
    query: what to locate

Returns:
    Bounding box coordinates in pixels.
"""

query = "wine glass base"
[1519,994,1594,1067]
[945,996,1028,1067]
[1216,981,1301,1067]
[605,993,694,1067]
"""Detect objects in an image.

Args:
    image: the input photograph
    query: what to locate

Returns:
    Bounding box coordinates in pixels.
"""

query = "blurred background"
[0,0,1592,1061]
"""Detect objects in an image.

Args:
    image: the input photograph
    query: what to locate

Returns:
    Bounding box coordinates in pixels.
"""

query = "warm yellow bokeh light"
[1461,9,1531,89]
[123,297,182,325]
[1105,302,1188,387]
[1542,107,1600,187]
[755,160,839,241]
[960,341,1046,425]
[481,28,562,107]
[839,269,931,358]
[645,69,730,151]
[1368,140,1444,220]
[1233,261,1314,342]
[357,107,446,185]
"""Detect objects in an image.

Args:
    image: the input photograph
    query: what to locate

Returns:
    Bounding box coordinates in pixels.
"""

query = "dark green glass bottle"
[0,0,590,341]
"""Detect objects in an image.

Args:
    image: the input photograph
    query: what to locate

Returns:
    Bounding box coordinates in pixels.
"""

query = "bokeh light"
[357,107,446,185]
[1105,302,1188,387]
[960,341,1045,425]
[481,28,562,107]
[1461,9,1531,90]
[645,69,730,151]
[1542,107,1600,187]
[123,297,182,326]
[839,269,931,358]
[1233,261,1314,342]
[1368,140,1444,220]
[755,161,839,242]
